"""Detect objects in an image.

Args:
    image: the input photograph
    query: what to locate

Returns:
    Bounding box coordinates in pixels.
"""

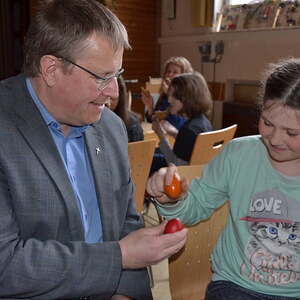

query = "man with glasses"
[0,0,187,299]
[59,57,125,92]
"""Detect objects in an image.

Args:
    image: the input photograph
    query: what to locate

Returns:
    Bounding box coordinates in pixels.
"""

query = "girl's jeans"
[205,280,300,300]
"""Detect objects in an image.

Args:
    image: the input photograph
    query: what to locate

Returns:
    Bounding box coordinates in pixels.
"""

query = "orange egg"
[164,175,182,199]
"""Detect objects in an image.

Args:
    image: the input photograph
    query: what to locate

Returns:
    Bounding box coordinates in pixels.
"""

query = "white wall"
[160,0,300,128]
[160,0,300,83]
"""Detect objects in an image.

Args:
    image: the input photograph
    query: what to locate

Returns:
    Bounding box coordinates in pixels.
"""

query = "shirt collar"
[25,77,89,135]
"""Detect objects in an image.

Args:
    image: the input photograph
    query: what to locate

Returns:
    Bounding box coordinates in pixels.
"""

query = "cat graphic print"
[240,189,300,286]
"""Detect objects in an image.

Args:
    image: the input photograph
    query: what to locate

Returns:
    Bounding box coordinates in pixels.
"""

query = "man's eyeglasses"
[59,57,124,91]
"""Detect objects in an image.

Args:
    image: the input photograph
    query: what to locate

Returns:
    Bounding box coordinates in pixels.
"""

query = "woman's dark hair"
[114,76,142,126]
[24,0,130,77]
[169,72,213,119]
[259,57,300,111]
[114,76,129,124]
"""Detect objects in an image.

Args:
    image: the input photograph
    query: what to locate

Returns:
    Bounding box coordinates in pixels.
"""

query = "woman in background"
[107,76,144,142]
[150,72,213,174]
[142,56,194,130]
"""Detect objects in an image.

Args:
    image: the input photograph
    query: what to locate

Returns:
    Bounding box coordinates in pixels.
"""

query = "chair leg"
[152,201,165,223]
[142,197,161,225]
[147,265,154,288]
[140,212,154,288]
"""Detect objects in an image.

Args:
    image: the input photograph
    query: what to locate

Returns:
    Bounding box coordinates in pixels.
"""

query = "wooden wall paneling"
[112,0,161,117]
[30,0,39,17]
[30,0,161,92]
[9,0,161,117]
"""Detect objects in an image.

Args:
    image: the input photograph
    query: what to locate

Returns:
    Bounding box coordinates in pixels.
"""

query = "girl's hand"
[141,88,154,113]
[161,120,178,138]
[146,164,188,204]
[152,118,166,139]
[160,77,171,94]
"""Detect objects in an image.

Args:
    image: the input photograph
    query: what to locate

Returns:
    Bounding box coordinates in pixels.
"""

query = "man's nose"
[102,77,119,99]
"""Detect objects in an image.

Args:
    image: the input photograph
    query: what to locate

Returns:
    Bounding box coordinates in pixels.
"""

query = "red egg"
[164,218,184,234]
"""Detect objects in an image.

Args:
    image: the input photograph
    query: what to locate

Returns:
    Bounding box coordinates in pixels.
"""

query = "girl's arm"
[159,138,188,166]
[161,120,178,138]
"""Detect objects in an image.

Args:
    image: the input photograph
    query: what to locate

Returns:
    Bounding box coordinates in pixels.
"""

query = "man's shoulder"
[0,74,25,91]
[0,74,26,104]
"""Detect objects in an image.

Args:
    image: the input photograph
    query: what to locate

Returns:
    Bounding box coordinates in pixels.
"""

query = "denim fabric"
[150,148,167,175]
[205,281,300,300]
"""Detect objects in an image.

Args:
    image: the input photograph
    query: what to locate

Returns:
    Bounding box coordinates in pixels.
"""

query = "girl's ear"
[40,55,59,87]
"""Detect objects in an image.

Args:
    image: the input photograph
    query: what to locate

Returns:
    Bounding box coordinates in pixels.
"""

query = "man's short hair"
[24,0,130,77]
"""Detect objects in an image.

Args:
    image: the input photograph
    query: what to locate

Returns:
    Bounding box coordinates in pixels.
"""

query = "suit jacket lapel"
[85,126,114,241]
[13,87,84,240]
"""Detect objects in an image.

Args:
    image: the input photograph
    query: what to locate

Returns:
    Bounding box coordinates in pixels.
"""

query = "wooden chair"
[189,124,237,165]
[128,139,156,213]
[168,164,229,300]
[142,121,176,148]
[141,122,159,146]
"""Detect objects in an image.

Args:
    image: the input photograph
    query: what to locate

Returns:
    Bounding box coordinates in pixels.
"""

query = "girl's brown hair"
[259,57,300,111]
[169,72,213,119]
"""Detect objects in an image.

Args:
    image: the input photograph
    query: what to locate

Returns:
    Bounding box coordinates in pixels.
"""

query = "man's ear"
[40,55,59,87]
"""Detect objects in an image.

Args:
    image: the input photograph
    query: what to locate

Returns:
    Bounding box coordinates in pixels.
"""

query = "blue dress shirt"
[26,78,103,243]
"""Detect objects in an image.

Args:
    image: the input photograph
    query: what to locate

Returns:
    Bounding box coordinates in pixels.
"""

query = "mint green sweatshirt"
[157,135,300,298]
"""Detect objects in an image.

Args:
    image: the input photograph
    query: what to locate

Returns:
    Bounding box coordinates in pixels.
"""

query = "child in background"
[147,57,300,299]
[150,72,213,174]
[141,56,194,130]
[107,76,144,142]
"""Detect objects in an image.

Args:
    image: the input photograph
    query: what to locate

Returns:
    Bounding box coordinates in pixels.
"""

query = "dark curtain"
[0,0,14,80]
[0,0,29,80]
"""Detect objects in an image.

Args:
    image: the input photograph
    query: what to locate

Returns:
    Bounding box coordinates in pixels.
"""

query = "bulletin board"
[217,0,300,31]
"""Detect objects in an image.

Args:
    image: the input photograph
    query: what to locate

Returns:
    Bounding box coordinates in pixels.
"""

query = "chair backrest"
[145,79,162,108]
[189,124,237,165]
[168,164,229,300]
[142,121,175,148]
[145,80,161,94]
[128,139,156,213]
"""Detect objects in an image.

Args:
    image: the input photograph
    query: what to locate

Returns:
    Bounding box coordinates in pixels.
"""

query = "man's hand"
[119,221,188,269]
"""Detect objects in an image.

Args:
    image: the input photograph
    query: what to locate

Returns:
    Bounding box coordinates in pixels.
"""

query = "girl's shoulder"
[225,135,264,156]
[186,113,213,132]
[230,134,262,146]
[127,111,142,124]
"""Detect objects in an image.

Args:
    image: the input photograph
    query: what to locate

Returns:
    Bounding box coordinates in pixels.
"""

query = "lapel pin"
[96,147,101,155]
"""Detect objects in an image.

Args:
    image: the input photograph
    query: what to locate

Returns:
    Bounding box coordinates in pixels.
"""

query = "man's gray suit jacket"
[0,75,152,300]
